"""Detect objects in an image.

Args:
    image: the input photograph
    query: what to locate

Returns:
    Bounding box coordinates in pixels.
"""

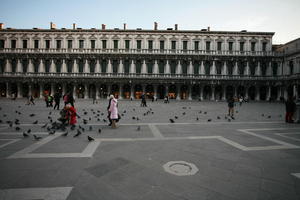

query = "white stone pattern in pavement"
[0,139,21,149]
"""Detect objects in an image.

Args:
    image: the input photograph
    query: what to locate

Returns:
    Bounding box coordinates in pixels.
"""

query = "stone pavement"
[0,99,300,200]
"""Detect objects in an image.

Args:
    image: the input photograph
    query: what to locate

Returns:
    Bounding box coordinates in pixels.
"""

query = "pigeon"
[29,114,35,117]
[87,136,94,142]
[47,127,51,131]
[84,112,88,115]
[182,112,186,115]
[49,130,55,135]
[27,129,31,134]
[169,119,175,123]
[267,116,271,119]
[236,111,239,113]
[89,117,91,121]
[62,131,68,136]
[207,119,212,122]
[217,116,221,119]
[9,123,13,127]
[83,119,88,124]
[49,112,52,115]
[103,119,107,123]
[74,129,82,137]
[41,123,48,128]
[23,132,29,137]
[33,135,42,140]
[136,117,140,121]
[261,114,265,117]
[89,126,93,131]
[15,127,21,131]
[228,118,231,122]
[231,116,235,120]
[175,116,178,119]
[196,117,199,121]
[204,112,207,114]
[33,120,38,124]
[132,117,136,120]
[199,111,202,114]
[136,126,141,131]
[98,128,102,134]
[97,118,100,121]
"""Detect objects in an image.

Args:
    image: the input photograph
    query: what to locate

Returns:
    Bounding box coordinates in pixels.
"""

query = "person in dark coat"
[53,92,61,110]
[227,96,235,119]
[285,96,296,123]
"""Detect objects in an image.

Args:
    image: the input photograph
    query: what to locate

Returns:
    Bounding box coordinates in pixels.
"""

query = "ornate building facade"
[0,23,299,100]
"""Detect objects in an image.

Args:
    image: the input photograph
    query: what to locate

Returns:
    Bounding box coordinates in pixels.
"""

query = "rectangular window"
[68,40,72,49]
[136,40,141,49]
[79,40,84,48]
[113,40,118,49]
[160,40,164,50]
[34,40,39,49]
[262,42,267,51]
[125,40,130,49]
[183,41,188,50]
[56,40,61,49]
[194,41,199,51]
[148,40,153,50]
[0,40,5,49]
[102,40,107,49]
[251,42,256,51]
[171,41,176,50]
[23,40,27,49]
[91,40,95,49]
[45,40,50,49]
[217,42,222,51]
[240,42,244,51]
[229,42,233,51]
[206,41,210,51]
[11,40,16,49]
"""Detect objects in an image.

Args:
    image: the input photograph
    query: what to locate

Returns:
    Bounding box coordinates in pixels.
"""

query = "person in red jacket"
[66,104,77,126]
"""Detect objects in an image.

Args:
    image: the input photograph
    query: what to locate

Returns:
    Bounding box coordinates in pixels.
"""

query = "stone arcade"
[0,22,299,100]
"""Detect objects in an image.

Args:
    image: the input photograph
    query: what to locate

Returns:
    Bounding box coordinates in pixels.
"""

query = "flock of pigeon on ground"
[0,104,279,143]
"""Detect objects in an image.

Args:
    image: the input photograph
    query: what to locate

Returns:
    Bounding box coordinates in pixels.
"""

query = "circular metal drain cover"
[163,161,198,176]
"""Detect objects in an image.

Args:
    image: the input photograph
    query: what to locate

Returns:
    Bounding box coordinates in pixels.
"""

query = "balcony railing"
[1,72,297,81]
[0,48,282,57]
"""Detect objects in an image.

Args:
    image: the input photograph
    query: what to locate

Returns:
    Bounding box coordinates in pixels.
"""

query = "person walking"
[53,92,61,110]
[107,95,113,126]
[63,93,69,106]
[66,104,77,127]
[285,96,296,123]
[68,93,75,107]
[108,94,118,128]
[141,94,147,107]
[227,96,235,119]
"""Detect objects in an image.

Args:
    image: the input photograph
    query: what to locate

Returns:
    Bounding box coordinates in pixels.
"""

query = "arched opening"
[226,85,234,99]
[260,86,267,100]
[157,85,165,99]
[32,83,40,98]
[123,84,131,99]
[270,86,278,101]
[134,84,142,99]
[89,84,96,98]
[215,85,223,100]
[22,83,29,97]
[145,85,154,98]
[287,85,294,97]
[203,85,211,100]
[168,85,177,99]
[248,86,256,100]
[111,84,119,98]
[76,84,85,98]
[0,83,6,97]
[11,83,18,98]
[99,84,108,98]
[66,83,73,95]
[44,83,51,96]
[192,84,200,99]
[180,85,188,99]
[237,85,245,97]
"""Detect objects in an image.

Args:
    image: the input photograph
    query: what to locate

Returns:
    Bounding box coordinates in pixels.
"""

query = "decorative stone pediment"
[100,34,108,40]
[32,34,41,40]
[227,37,235,42]
[147,35,155,40]
[192,35,201,41]
[123,34,132,40]
[78,34,86,40]
[250,37,258,42]
[135,34,143,39]
[261,37,269,43]
[239,37,246,42]
[55,34,64,40]
[21,34,29,40]
[204,36,212,41]
[66,34,74,40]
[44,34,51,40]
[112,35,120,40]
[216,36,224,42]
[182,35,189,41]
[170,35,177,41]
[89,34,97,40]
[159,35,166,40]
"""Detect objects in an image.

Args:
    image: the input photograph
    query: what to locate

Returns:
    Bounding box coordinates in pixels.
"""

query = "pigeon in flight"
[87,136,95,142]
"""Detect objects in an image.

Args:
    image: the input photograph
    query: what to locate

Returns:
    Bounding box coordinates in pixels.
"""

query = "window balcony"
[0,48,283,57]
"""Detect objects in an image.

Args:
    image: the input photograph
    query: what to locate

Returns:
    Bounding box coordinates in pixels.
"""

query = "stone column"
[38,59,45,73]
[118,84,123,99]
[96,84,100,99]
[28,59,34,73]
[4,59,11,72]
[200,61,205,75]
[255,86,260,101]
[39,83,44,98]
[199,85,203,100]
[50,59,56,73]
[141,60,147,74]
[17,59,22,73]
[210,60,216,75]
[17,82,22,98]
[222,61,227,75]
[188,61,193,75]
[95,59,101,73]
[61,59,67,73]
[188,85,192,100]
[211,85,215,101]
[245,62,250,75]
[84,84,88,99]
[233,61,238,75]
[118,60,123,74]
[107,59,112,73]
[255,62,261,76]
[165,60,170,74]
[84,59,89,73]
[73,59,79,73]
[130,60,135,74]
[51,82,55,96]
[283,87,288,100]
[6,82,10,98]
[222,86,227,100]
[153,60,159,74]
[176,60,182,74]
[130,84,134,99]
[176,84,181,100]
